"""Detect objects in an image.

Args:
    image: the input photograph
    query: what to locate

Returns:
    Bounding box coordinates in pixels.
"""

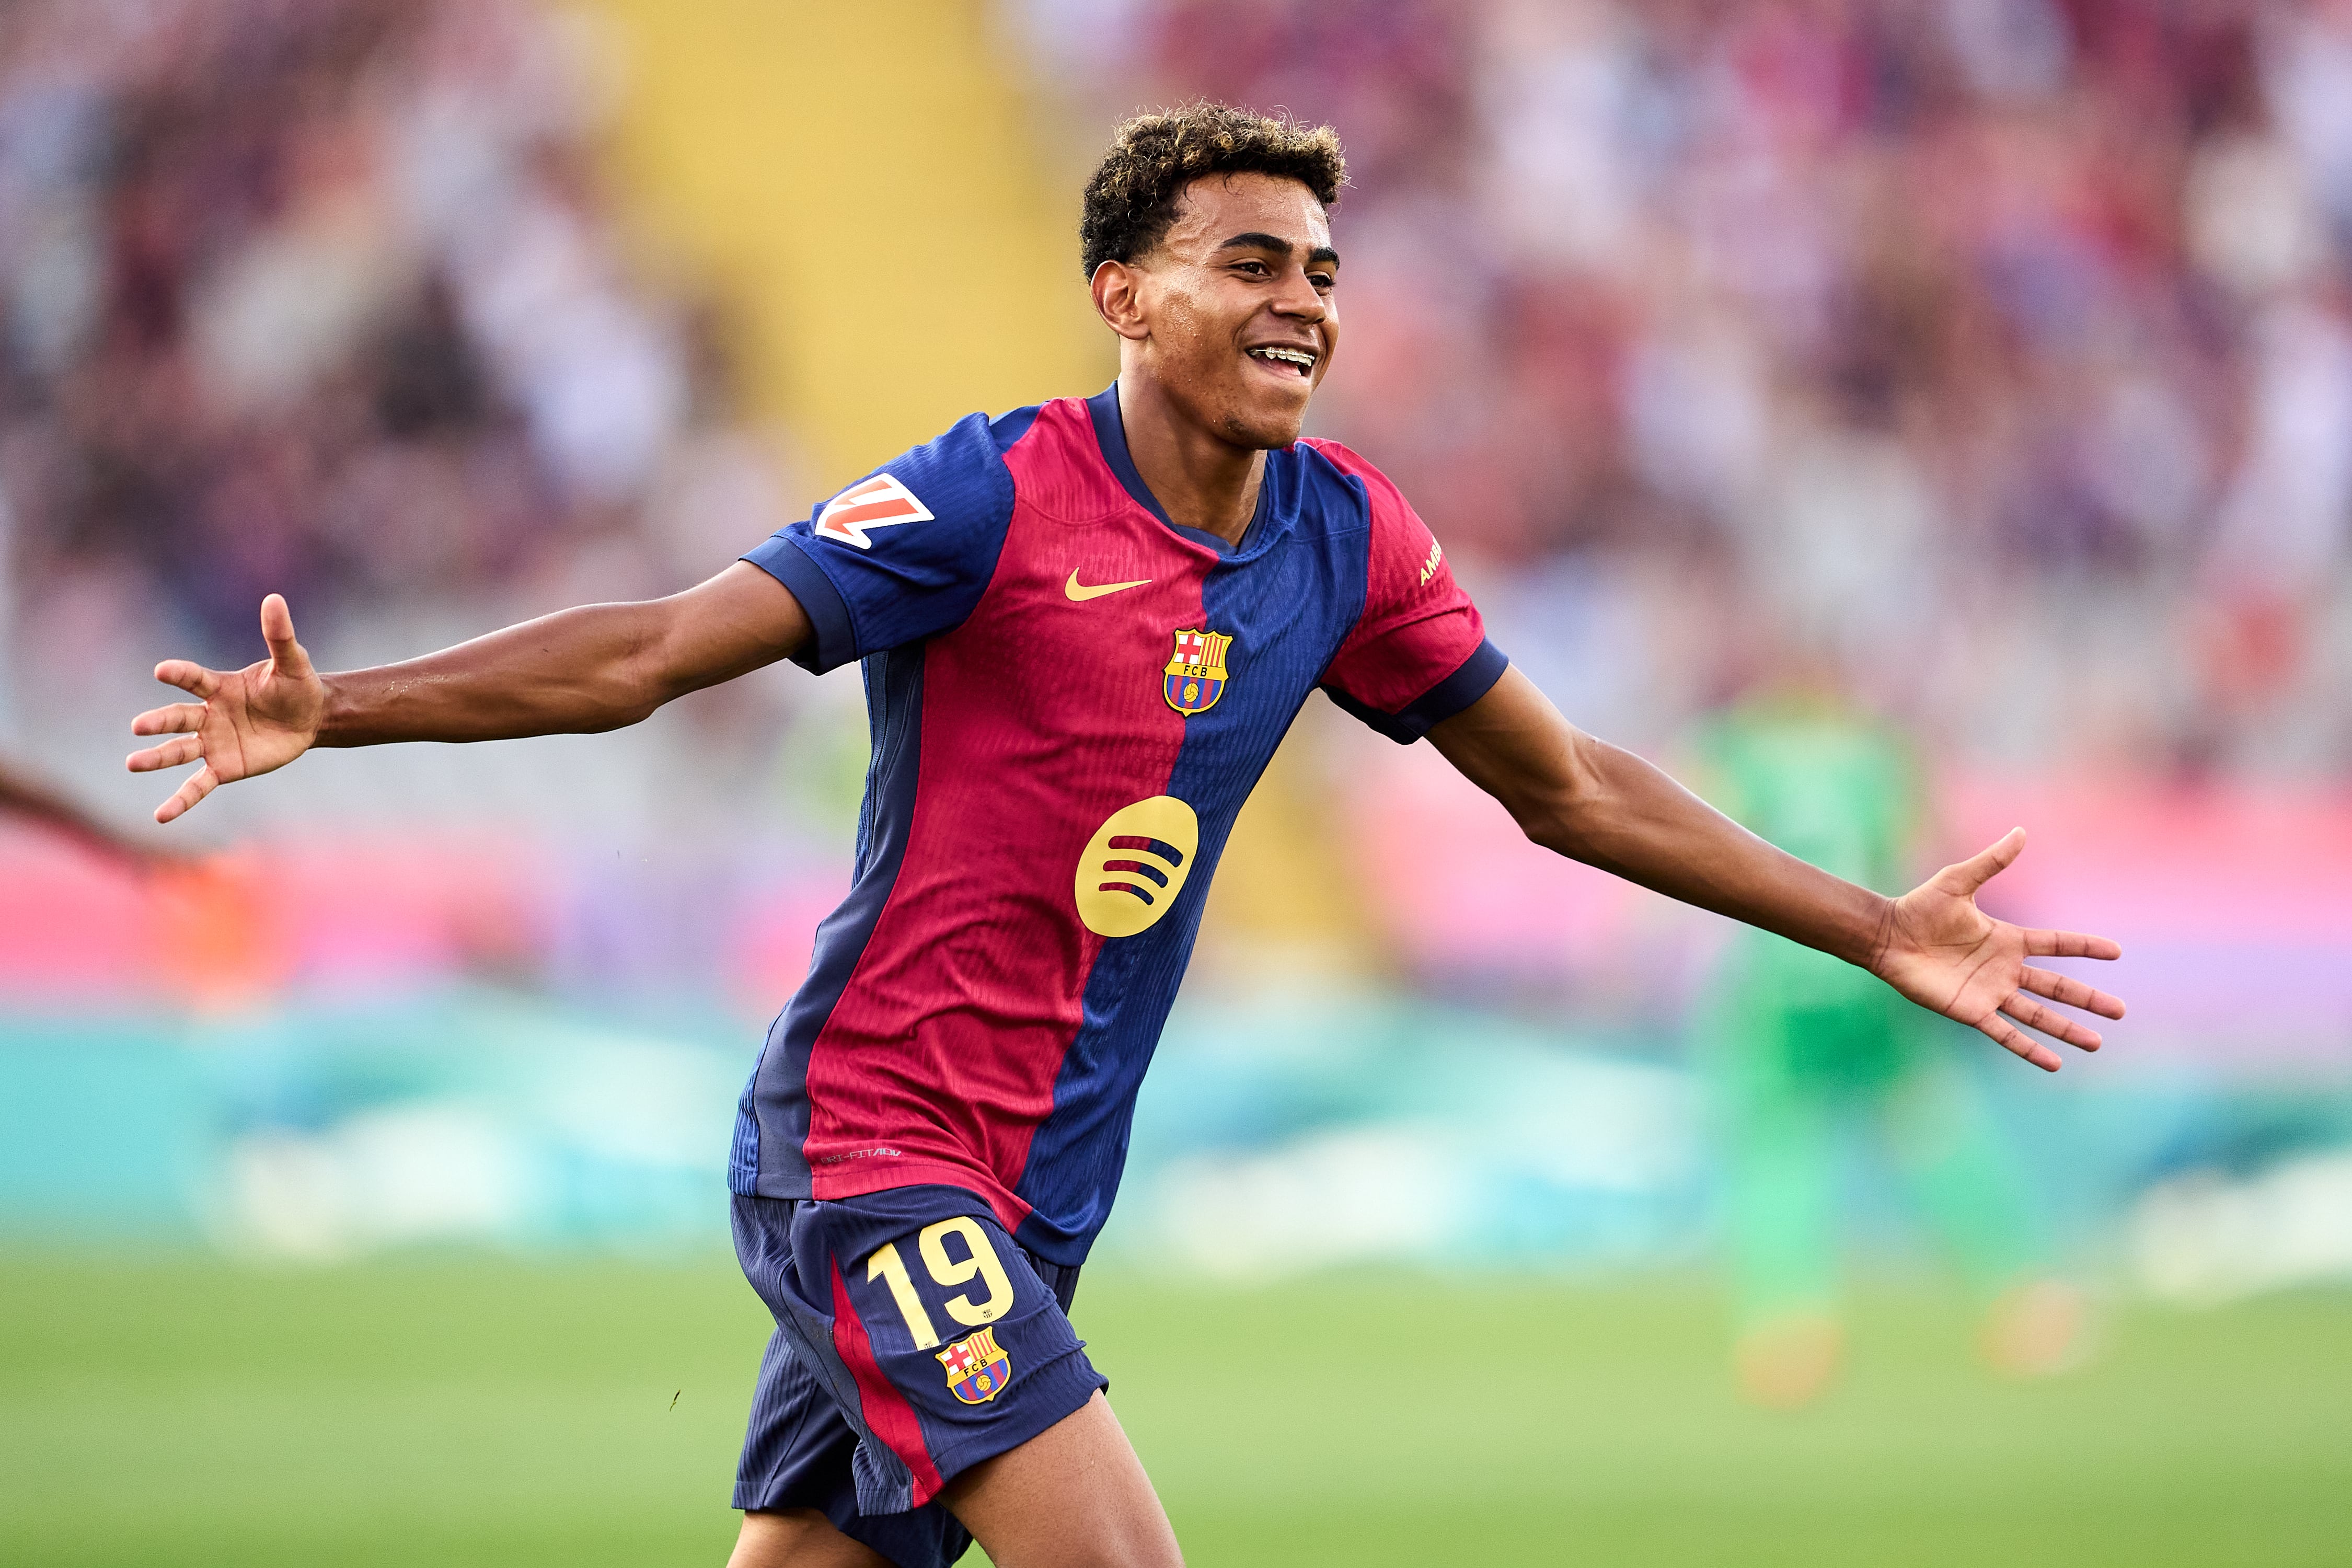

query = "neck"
[1116,372,1263,547]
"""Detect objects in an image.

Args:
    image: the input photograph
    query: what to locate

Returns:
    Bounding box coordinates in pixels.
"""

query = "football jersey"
[732,385,1505,1265]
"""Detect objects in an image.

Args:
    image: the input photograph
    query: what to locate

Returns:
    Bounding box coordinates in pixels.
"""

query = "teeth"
[1249,347,1316,373]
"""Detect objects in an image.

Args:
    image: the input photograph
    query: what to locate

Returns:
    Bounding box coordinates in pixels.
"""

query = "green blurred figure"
[1692,675,2084,1406]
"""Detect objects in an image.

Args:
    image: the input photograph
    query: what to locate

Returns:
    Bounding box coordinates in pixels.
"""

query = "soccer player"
[124,105,2124,1568]
[1689,656,2084,1406]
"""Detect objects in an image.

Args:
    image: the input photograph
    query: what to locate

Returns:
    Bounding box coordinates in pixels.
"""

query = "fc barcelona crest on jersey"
[938,1327,1012,1405]
[1163,628,1233,715]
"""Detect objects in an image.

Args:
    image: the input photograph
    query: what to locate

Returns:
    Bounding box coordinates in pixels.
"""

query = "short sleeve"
[743,411,1023,673]
[1309,440,1508,743]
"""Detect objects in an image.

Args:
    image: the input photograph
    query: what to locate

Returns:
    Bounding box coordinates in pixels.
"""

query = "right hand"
[128,594,325,823]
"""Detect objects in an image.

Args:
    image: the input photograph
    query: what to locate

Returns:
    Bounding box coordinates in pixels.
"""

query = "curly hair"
[1080,102,1346,278]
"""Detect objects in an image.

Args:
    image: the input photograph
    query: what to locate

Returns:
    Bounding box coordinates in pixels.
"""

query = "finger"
[131,702,209,737]
[2003,995,2102,1052]
[127,735,204,774]
[2024,928,2123,962]
[260,593,313,678]
[2019,965,2126,1019]
[154,765,217,825]
[1976,1012,2062,1072]
[1944,827,2026,895]
[153,660,220,699]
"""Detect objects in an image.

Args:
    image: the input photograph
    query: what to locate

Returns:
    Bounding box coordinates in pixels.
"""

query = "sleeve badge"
[814,472,934,549]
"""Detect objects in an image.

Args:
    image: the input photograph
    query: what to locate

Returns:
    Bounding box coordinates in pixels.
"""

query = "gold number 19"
[866,1219,1016,1348]
[867,1242,939,1348]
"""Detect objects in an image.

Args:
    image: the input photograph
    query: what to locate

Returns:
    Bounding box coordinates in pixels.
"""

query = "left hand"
[127,593,325,824]
[1870,828,2125,1071]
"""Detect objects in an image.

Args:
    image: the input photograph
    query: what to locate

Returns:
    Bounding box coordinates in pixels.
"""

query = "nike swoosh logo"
[1065,570,1153,602]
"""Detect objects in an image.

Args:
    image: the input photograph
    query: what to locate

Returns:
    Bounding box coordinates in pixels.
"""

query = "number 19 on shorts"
[867,1217,1014,1349]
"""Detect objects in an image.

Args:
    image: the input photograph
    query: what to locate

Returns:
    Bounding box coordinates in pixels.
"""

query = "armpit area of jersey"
[1324,635,1509,743]
[743,532,856,673]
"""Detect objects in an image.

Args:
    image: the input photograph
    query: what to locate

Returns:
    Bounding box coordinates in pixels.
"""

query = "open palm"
[127,594,325,823]
[1872,828,2125,1071]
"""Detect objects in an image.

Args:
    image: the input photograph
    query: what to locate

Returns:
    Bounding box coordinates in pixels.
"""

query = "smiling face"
[1096,171,1339,450]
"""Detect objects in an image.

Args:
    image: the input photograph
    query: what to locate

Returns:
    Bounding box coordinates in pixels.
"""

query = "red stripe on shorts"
[830,1260,947,1506]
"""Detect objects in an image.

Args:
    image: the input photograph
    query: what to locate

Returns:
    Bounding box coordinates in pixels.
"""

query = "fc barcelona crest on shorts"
[1163,628,1233,715]
[938,1327,1012,1405]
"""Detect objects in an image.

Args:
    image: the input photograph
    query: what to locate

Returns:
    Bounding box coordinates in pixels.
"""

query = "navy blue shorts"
[731,1185,1106,1568]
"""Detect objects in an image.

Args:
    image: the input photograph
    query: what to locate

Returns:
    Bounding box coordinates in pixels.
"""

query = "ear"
[1090,259,1152,342]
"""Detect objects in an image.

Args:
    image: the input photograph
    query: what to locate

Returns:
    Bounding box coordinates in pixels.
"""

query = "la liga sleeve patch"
[816,472,936,550]
[739,411,1025,671]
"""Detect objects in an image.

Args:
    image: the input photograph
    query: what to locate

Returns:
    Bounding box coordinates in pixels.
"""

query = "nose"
[1270,264,1327,322]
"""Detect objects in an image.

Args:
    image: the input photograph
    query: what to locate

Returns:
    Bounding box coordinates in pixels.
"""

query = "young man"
[126,105,2124,1568]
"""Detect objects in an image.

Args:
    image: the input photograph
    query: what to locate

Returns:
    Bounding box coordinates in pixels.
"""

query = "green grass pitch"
[1,1253,2346,1565]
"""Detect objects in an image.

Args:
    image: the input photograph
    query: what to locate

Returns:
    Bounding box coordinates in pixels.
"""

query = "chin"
[1218,397,1311,450]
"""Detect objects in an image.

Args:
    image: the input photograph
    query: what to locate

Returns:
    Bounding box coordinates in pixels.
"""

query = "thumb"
[259,594,313,679]
[1946,826,2026,895]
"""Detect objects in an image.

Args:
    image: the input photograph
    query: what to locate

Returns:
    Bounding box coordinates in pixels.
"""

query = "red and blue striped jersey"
[733,386,1505,1265]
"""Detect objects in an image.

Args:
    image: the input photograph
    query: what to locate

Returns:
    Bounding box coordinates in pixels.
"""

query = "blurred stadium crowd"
[9,0,2350,780]
[1020,0,2352,773]
[0,0,792,797]
[5,0,2348,797]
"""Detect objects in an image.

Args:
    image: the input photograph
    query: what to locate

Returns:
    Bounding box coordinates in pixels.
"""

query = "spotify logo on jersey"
[1074,795,1200,938]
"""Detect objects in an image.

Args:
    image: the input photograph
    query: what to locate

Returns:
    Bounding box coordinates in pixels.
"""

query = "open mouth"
[1246,344,1318,378]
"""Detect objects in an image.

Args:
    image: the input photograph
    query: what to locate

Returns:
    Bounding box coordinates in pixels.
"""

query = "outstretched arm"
[128,562,811,823]
[0,755,163,866]
[1427,668,2124,1071]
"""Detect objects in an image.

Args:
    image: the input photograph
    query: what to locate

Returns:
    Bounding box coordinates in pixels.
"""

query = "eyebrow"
[1214,232,1341,268]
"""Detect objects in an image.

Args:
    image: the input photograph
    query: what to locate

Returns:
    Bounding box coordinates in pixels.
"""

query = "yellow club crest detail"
[938,1326,1011,1405]
[1163,628,1232,714]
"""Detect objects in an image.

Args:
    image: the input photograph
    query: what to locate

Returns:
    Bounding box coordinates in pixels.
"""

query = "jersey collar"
[1085,383,1279,558]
